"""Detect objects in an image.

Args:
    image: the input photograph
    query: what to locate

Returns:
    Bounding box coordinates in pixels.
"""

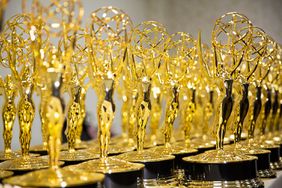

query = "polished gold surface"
[59,150,99,162]
[0,170,13,180]
[1,0,282,186]
[4,168,105,187]
[1,75,17,156]
[0,151,20,161]
[86,7,133,160]
[130,21,169,151]
[0,156,49,171]
[117,150,175,163]
[183,149,257,163]
[67,157,144,174]
[150,145,197,156]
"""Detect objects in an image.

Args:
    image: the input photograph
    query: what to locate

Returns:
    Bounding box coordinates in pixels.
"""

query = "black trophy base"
[182,150,263,188]
[250,151,276,178]
[103,169,143,188]
[266,146,282,170]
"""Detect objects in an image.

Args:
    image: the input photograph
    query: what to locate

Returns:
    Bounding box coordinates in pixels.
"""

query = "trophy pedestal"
[0,151,21,162]
[3,167,104,188]
[267,146,282,170]
[150,145,198,169]
[182,150,264,188]
[0,170,13,182]
[59,150,99,165]
[116,150,176,187]
[67,157,145,188]
[254,141,282,170]
[0,155,50,172]
[225,145,276,178]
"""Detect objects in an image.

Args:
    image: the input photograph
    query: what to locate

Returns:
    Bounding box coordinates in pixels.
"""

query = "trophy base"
[3,167,104,187]
[182,150,260,186]
[29,144,48,155]
[0,155,50,171]
[0,170,13,181]
[59,150,99,164]
[225,144,276,178]
[66,157,145,188]
[0,151,21,161]
[116,150,175,180]
[257,143,282,170]
[183,178,264,188]
[150,145,198,169]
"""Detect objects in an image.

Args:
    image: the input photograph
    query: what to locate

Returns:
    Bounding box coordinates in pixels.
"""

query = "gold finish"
[117,150,175,163]
[0,170,13,180]
[4,168,104,187]
[86,7,133,160]
[67,157,144,174]
[212,12,253,150]
[1,75,17,159]
[130,21,169,151]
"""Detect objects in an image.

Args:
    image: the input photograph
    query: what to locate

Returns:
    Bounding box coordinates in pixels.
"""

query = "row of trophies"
[0,0,282,187]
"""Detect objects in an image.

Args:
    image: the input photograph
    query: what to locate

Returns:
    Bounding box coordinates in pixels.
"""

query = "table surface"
[264,170,282,188]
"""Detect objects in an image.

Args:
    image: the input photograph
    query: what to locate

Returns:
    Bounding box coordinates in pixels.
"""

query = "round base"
[259,144,282,170]
[68,157,144,174]
[0,155,50,171]
[66,157,144,188]
[150,145,198,169]
[3,167,104,187]
[59,150,99,162]
[183,178,264,188]
[116,150,175,180]
[151,145,198,156]
[225,144,276,178]
[183,150,259,182]
[0,170,13,180]
[0,151,21,161]
[104,168,143,188]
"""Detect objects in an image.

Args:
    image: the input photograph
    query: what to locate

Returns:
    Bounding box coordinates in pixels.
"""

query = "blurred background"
[0,0,282,150]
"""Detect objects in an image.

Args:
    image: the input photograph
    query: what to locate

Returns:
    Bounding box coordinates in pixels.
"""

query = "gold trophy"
[151,32,198,162]
[60,76,99,162]
[182,12,263,187]
[224,27,276,178]
[187,37,217,152]
[59,28,98,161]
[0,75,20,161]
[251,35,282,170]
[4,59,104,187]
[67,7,144,188]
[116,21,176,186]
[270,45,282,157]
[0,14,50,171]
